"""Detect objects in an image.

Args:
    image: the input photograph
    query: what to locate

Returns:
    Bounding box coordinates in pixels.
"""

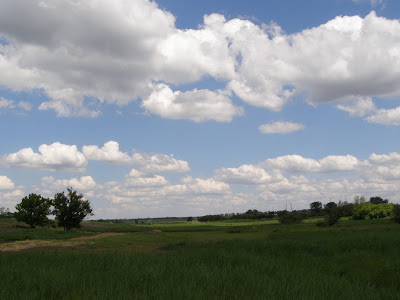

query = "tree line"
[13,188,92,231]
[198,196,400,226]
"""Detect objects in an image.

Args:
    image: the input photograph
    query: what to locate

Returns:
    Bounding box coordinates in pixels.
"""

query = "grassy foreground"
[0,217,399,299]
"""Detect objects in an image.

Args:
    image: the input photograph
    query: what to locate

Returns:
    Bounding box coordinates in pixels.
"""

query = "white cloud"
[214,164,273,184]
[0,98,33,113]
[82,141,131,165]
[41,175,96,191]
[125,169,169,188]
[0,3,399,119]
[258,121,305,134]
[0,97,15,110]
[142,84,243,122]
[261,154,361,173]
[369,152,400,164]
[83,141,190,173]
[336,97,376,117]
[1,142,87,171]
[183,176,230,194]
[366,106,400,125]
[0,176,15,189]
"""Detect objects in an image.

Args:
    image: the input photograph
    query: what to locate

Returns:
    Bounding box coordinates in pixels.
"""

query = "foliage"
[53,188,93,231]
[392,204,400,224]
[310,201,323,216]
[277,210,304,224]
[198,214,228,222]
[323,202,338,214]
[352,202,393,220]
[370,196,389,204]
[14,194,52,228]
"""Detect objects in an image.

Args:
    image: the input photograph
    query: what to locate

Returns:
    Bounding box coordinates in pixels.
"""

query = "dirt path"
[0,233,125,252]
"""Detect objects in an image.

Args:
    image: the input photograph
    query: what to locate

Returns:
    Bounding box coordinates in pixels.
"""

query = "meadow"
[0,217,399,299]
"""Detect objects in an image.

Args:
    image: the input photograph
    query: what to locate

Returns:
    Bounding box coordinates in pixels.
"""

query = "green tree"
[310,201,323,216]
[317,201,350,226]
[277,210,304,224]
[369,196,388,205]
[52,188,93,231]
[15,194,51,228]
[324,202,338,214]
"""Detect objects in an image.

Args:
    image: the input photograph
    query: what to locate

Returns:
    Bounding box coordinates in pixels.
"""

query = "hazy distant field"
[1,217,399,299]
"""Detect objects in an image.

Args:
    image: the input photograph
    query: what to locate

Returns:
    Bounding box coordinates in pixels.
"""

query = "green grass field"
[0,217,399,299]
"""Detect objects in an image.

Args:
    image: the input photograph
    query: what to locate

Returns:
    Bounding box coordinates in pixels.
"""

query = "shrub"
[277,210,304,224]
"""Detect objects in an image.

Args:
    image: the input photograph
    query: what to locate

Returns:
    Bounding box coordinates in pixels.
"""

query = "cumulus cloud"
[1,142,87,171]
[336,97,376,117]
[261,154,361,173]
[82,141,131,165]
[0,2,399,120]
[258,121,305,134]
[83,141,190,173]
[214,164,273,184]
[0,176,15,189]
[142,84,243,122]
[182,176,230,194]
[125,169,169,187]
[366,106,400,125]
[41,175,96,191]
[369,152,400,164]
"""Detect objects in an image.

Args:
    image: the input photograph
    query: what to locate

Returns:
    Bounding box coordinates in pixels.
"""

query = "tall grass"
[1,221,399,299]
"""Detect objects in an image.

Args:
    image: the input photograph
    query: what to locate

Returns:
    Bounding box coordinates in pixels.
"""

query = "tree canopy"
[15,193,51,228]
[52,188,93,231]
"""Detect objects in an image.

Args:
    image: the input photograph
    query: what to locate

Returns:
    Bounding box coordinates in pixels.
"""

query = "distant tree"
[369,196,388,205]
[146,219,153,225]
[310,201,323,216]
[0,207,12,217]
[187,216,193,222]
[352,202,393,220]
[277,210,304,224]
[354,195,366,206]
[324,202,338,214]
[317,201,349,227]
[198,214,227,222]
[15,194,51,228]
[52,188,93,231]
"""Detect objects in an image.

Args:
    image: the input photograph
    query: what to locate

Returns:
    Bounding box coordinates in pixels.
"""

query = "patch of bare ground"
[0,233,126,252]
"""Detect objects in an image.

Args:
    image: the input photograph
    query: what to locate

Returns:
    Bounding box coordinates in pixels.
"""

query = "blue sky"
[1,0,400,218]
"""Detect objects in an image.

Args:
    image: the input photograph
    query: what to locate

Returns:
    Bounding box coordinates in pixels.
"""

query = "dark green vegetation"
[0,216,399,299]
[198,196,396,226]
[14,188,92,231]
[14,194,52,228]
[53,188,93,231]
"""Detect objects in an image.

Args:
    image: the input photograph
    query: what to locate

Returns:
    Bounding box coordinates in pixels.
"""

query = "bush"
[277,210,304,224]
[352,203,393,220]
